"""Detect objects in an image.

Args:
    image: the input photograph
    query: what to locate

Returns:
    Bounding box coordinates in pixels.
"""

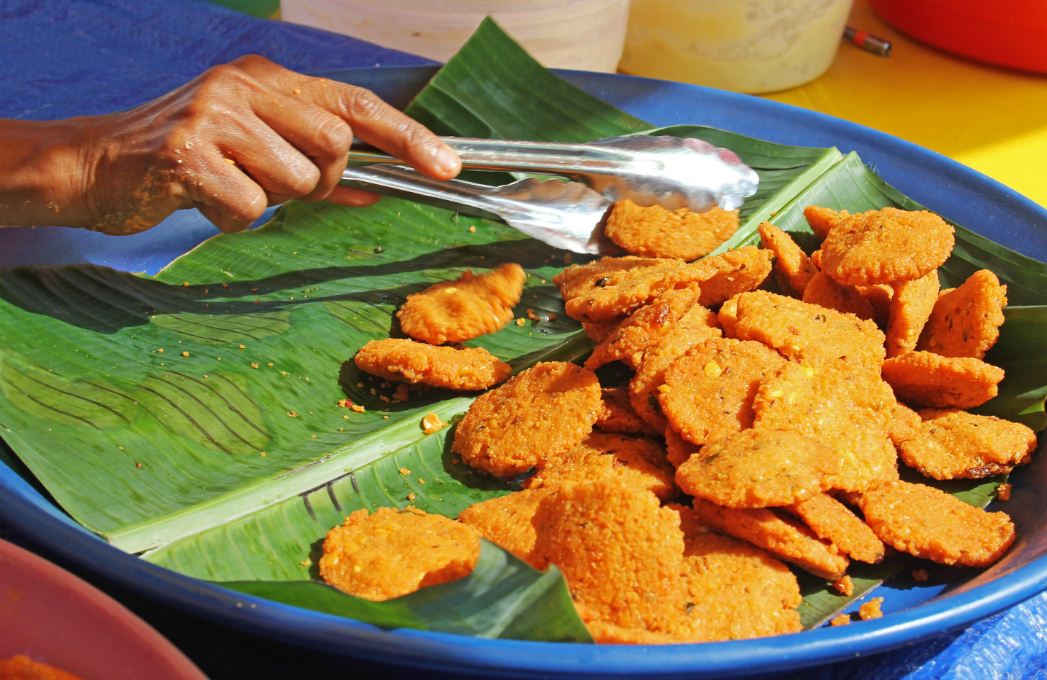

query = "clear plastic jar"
[620,0,854,93]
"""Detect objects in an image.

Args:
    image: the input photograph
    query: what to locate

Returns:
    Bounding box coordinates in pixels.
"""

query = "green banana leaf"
[1,17,1045,639]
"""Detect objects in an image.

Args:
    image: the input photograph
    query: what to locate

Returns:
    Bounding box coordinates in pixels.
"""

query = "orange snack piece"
[526,433,677,500]
[451,361,602,478]
[691,498,849,581]
[563,260,705,323]
[604,199,740,260]
[554,255,674,301]
[857,283,895,328]
[0,656,80,680]
[858,597,885,621]
[658,337,787,446]
[397,263,525,344]
[830,614,852,627]
[803,205,849,240]
[585,285,701,370]
[802,271,876,321]
[894,409,1036,480]
[682,246,774,307]
[458,489,550,568]
[886,270,940,357]
[790,493,885,563]
[676,429,838,508]
[881,351,1004,409]
[888,402,923,446]
[859,480,1016,567]
[820,207,955,286]
[664,426,699,468]
[758,222,817,297]
[918,269,1008,359]
[319,507,480,601]
[581,320,622,343]
[596,386,657,435]
[353,338,511,390]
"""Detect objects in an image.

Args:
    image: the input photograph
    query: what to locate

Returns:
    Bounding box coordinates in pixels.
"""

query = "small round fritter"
[859,480,1016,567]
[758,222,818,297]
[802,272,876,321]
[354,338,511,390]
[397,263,525,344]
[451,361,602,478]
[803,205,850,240]
[457,489,550,569]
[581,320,622,343]
[319,507,480,601]
[682,246,774,307]
[604,199,740,260]
[526,432,676,500]
[691,498,849,581]
[596,386,658,435]
[676,429,838,508]
[895,409,1037,480]
[563,261,705,323]
[918,269,1008,359]
[820,208,955,286]
[585,285,702,370]
[752,362,899,493]
[664,426,699,468]
[790,493,885,563]
[881,351,1004,409]
[729,291,886,374]
[628,303,722,432]
[659,337,787,446]
[554,255,675,301]
[531,478,690,636]
[885,270,940,357]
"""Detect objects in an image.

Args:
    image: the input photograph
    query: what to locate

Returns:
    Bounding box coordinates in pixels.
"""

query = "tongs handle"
[341,165,510,218]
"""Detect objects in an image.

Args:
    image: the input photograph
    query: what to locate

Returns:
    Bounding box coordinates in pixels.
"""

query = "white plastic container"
[281,0,630,73]
[620,0,854,93]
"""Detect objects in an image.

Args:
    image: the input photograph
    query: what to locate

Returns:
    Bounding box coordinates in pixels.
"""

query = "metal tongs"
[342,135,759,254]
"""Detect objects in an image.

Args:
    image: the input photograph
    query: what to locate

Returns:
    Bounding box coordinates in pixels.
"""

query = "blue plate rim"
[0,65,1045,677]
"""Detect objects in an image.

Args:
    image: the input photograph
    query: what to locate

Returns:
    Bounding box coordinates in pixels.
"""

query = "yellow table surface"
[763,0,1046,208]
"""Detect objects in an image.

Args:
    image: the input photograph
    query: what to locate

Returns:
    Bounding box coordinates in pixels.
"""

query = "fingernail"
[434,145,461,175]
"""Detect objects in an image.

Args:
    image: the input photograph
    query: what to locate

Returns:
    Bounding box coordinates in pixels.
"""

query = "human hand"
[72,55,460,234]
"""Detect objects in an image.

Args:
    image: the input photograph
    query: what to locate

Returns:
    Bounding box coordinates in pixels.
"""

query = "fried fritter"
[683,246,774,307]
[581,319,622,343]
[881,351,1004,409]
[353,338,511,390]
[676,429,838,508]
[918,269,1008,359]
[319,507,480,601]
[553,255,672,300]
[658,337,787,446]
[691,498,849,581]
[585,285,701,370]
[790,493,885,563]
[803,205,849,240]
[758,222,818,296]
[526,433,677,500]
[596,386,658,435]
[397,263,525,344]
[563,261,705,322]
[895,409,1037,480]
[458,489,549,569]
[859,480,1016,567]
[885,270,940,357]
[802,271,876,321]
[605,199,740,260]
[451,361,602,478]
[887,402,923,446]
[819,208,955,286]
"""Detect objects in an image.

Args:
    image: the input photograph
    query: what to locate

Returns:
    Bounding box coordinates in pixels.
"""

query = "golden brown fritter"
[554,255,677,301]
[758,222,818,296]
[682,246,774,307]
[451,361,602,478]
[802,272,876,321]
[676,429,838,508]
[691,498,849,581]
[895,409,1037,480]
[581,320,622,343]
[596,386,658,435]
[584,285,701,370]
[820,208,955,286]
[397,263,525,344]
[319,507,480,601]
[918,269,1008,359]
[886,270,940,357]
[658,337,787,446]
[353,338,511,390]
[881,351,1004,409]
[888,402,924,446]
[526,433,677,501]
[790,493,885,563]
[563,261,706,323]
[457,489,550,569]
[803,205,850,240]
[605,199,740,260]
[859,480,1015,567]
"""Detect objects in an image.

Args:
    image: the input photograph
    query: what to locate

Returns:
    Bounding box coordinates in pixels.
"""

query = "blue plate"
[1,67,1045,678]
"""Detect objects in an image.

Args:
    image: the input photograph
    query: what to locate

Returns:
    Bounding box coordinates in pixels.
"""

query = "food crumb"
[421,412,446,434]
[260,451,267,457]
[299,558,311,568]
[399,467,412,476]
[337,399,351,408]
[156,348,164,353]
[350,403,366,413]
[407,492,417,502]
[830,614,851,627]
[515,318,526,327]
[419,478,426,484]
[238,344,246,350]
[912,568,930,582]
[181,351,190,358]
[134,462,142,469]
[832,575,854,597]
[468,225,476,233]
[382,415,390,420]
[250,362,259,369]
[267,362,274,368]
[858,597,884,621]
[996,483,1012,502]
[287,410,298,418]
